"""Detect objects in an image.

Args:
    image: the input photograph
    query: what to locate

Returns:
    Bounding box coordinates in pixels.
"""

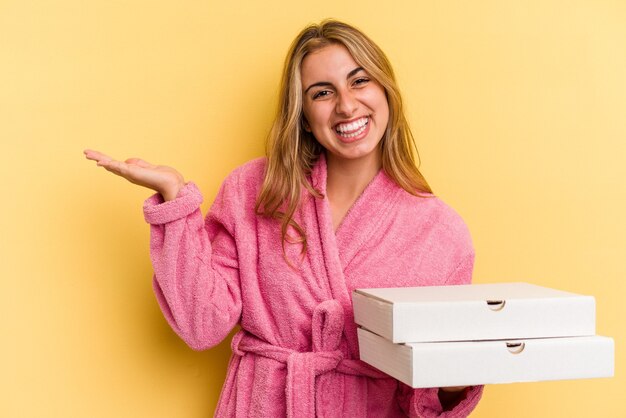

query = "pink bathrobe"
[143,154,484,417]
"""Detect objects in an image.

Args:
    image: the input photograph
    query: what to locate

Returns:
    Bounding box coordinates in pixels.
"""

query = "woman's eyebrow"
[347,66,365,79]
[304,67,365,94]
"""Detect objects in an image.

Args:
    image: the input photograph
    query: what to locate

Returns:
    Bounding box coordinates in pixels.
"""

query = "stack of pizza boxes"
[352,282,614,388]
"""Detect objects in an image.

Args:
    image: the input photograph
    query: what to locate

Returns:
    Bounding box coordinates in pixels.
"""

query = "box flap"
[355,282,591,304]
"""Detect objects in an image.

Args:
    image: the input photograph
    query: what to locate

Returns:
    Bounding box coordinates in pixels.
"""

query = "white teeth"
[340,124,367,138]
[335,117,368,134]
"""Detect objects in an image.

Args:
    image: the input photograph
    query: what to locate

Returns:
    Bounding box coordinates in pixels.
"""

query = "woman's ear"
[302,118,311,132]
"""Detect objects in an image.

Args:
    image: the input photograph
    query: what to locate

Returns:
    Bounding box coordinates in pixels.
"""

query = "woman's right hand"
[84,149,186,201]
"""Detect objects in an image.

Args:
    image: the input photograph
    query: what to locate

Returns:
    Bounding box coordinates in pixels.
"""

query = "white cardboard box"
[352,283,595,343]
[357,327,614,388]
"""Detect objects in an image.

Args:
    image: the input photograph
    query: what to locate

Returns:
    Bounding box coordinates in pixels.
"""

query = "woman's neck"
[325,151,382,231]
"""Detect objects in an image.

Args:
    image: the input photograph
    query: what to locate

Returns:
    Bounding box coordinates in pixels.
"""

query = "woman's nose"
[335,90,358,116]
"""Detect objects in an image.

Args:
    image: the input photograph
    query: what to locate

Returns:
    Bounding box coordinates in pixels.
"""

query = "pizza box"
[357,327,614,388]
[352,283,595,343]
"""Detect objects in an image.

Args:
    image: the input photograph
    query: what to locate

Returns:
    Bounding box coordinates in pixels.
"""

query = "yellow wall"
[1,1,624,416]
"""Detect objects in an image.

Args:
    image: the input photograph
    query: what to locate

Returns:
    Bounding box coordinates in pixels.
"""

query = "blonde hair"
[256,19,432,255]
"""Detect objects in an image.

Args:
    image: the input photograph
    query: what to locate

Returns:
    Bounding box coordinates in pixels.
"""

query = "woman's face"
[300,44,389,168]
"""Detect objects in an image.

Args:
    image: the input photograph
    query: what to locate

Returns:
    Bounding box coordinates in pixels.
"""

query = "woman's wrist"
[160,180,185,202]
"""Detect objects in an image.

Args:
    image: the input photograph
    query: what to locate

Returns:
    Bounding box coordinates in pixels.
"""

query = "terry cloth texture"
[144,154,483,417]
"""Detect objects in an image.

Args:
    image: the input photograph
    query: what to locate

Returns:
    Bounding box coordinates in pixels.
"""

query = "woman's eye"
[312,90,331,100]
[353,78,370,86]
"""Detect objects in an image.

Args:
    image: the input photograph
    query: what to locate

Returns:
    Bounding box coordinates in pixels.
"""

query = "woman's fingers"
[99,158,133,177]
[85,150,139,179]
[85,150,124,173]
[84,149,114,164]
[85,150,152,170]
[85,150,146,175]
[125,158,154,169]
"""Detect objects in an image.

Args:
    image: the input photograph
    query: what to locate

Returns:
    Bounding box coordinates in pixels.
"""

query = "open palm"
[84,149,185,201]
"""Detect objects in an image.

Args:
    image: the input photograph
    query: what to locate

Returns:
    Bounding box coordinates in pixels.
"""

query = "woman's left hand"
[439,386,467,393]
[438,386,469,410]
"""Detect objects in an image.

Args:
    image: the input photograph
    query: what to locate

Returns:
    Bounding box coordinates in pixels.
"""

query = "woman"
[85,19,483,417]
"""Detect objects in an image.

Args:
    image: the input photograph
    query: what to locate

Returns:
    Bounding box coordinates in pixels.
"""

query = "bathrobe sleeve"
[143,177,243,351]
[395,252,484,418]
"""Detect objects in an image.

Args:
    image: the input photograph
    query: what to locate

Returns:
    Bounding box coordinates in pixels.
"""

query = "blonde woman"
[85,19,483,417]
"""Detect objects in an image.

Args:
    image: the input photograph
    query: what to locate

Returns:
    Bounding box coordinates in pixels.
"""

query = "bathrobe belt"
[231,299,389,418]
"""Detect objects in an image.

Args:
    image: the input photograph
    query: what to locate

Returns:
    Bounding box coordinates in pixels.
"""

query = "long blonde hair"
[256,19,432,254]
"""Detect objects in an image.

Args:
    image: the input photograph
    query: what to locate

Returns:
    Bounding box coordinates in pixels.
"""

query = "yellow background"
[1,0,624,416]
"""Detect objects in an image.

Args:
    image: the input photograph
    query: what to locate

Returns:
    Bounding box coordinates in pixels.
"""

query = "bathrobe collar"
[309,152,403,304]
[310,152,403,267]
